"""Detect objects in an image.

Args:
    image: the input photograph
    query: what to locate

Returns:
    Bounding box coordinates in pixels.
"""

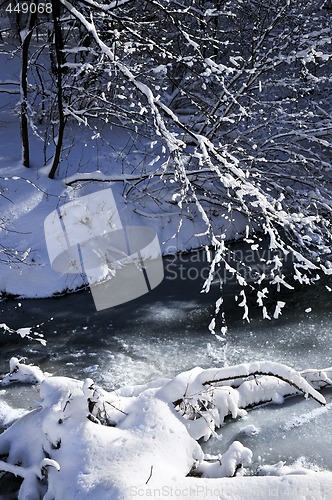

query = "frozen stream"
[1,251,332,494]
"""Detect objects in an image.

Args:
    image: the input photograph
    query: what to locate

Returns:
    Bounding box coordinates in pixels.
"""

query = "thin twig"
[145,465,153,485]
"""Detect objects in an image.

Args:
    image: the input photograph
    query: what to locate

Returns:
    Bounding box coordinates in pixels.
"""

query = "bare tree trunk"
[20,8,37,167]
[48,0,66,179]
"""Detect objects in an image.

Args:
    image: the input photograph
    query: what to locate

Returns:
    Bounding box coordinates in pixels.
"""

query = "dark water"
[1,251,332,495]
[1,251,332,384]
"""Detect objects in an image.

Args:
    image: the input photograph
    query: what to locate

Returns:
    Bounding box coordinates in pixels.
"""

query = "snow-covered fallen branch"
[0,357,46,386]
[0,358,331,498]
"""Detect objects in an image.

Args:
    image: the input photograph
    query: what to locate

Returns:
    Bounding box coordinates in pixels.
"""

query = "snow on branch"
[159,361,328,442]
[61,0,185,154]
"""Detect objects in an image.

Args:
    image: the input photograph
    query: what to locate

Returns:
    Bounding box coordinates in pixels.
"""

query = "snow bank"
[0,358,332,499]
